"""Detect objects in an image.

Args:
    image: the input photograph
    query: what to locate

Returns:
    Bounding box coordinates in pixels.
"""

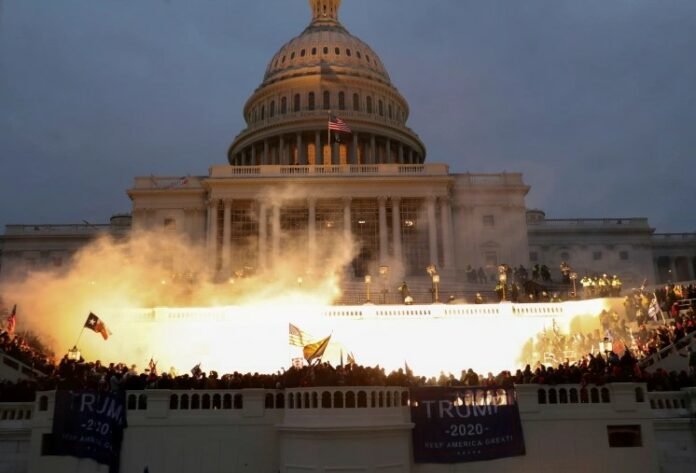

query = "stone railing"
[515,383,650,414]
[209,163,449,179]
[648,391,690,418]
[0,402,33,424]
[527,217,650,228]
[4,224,114,235]
[132,175,204,190]
[652,233,696,241]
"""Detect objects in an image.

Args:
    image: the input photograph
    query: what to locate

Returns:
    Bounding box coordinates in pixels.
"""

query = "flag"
[289,323,312,347]
[83,312,110,340]
[6,304,16,335]
[328,116,351,134]
[303,335,331,363]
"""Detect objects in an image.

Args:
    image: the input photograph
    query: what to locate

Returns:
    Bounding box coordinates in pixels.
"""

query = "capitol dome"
[228,0,426,167]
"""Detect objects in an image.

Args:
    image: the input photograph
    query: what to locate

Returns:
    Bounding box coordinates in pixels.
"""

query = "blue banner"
[410,387,525,463]
[51,390,128,472]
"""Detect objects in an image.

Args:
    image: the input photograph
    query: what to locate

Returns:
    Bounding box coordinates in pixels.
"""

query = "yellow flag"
[303,335,331,362]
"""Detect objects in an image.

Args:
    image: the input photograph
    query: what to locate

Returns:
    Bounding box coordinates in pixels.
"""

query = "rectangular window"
[607,425,642,448]
[620,251,629,261]
[593,251,603,261]
[483,215,495,227]
[485,251,498,267]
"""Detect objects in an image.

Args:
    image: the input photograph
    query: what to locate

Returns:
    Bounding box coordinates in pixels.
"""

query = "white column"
[378,196,388,264]
[258,203,267,271]
[315,131,322,165]
[297,133,304,165]
[343,197,352,244]
[222,200,232,273]
[370,135,376,164]
[440,197,455,270]
[279,136,285,165]
[272,204,281,263]
[308,197,317,266]
[391,197,402,263]
[427,196,438,266]
[209,201,219,271]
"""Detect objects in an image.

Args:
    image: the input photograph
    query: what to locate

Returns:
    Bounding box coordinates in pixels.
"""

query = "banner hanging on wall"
[410,386,525,463]
[51,390,128,472]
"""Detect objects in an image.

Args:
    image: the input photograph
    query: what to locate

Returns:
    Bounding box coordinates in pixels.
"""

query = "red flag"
[6,304,16,336]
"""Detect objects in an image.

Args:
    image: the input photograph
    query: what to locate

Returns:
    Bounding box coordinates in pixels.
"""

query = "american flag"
[289,323,313,347]
[328,116,352,134]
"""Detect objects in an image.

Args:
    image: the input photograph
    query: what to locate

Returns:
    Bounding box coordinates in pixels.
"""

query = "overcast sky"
[1,0,695,232]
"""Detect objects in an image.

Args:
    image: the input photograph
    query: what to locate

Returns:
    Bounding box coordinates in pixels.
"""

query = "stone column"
[378,196,388,264]
[440,197,455,270]
[352,133,359,165]
[272,204,281,263]
[343,197,352,244]
[398,143,404,164]
[370,135,376,164]
[263,140,269,165]
[279,136,286,165]
[258,203,267,271]
[297,133,304,165]
[427,196,438,266]
[385,138,391,163]
[308,197,317,266]
[315,131,322,165]
[222,200,232,273]
[409,149,414,165]
[391,197,402,263]
[208,200,219,270]
[251,145,256,166]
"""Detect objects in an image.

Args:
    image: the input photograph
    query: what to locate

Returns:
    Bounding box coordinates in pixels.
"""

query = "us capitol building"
[1,0,694,289]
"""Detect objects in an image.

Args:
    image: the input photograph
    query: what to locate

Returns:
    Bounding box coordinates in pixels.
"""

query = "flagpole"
[73,327,86,348]
[327,110,332,164]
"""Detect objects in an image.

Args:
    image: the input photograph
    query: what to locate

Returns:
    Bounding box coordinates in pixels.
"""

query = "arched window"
[353,93,360,111]
[366,54,371,63]
[338,92,345,110]
[260,105,265,120]
[356,51,362,59]
[290,52,295,59]
[346,49,352,57]
[294,94,300,112]
[281,97,287,114]
[308,92,315,111]
[378,100,384,116]
[335,47,341,55]
[270,101,275,118]
[366,96,373,114]
[311,47,317,55]
[300,49,306,57]
[388,104,392,119]
[323,91,330,110]
[323,46,329,54]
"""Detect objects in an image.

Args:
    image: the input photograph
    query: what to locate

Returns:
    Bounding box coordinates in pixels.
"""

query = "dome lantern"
[309,0,341,24]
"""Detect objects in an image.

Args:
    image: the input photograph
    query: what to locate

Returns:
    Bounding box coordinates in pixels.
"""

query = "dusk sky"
[1,0,695,232]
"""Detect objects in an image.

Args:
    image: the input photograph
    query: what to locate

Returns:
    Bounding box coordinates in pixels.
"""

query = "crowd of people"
[2,286,695,404]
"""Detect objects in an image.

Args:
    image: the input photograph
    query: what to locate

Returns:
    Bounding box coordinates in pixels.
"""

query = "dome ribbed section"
[263,25,391,86]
